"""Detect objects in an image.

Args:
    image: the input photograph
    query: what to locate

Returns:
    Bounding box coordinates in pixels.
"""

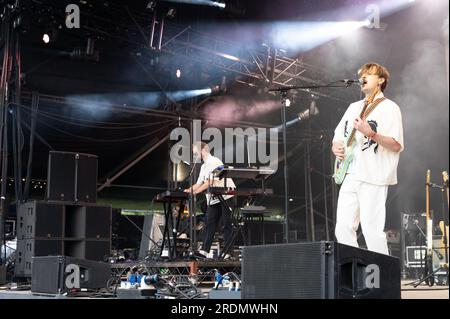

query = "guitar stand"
[404,221,433,287]
[406,184,450,287]
[408,265,448,288]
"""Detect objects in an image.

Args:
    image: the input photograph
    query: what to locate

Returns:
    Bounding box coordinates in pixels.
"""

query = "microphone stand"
[269,81,357,244]
[188,158,199,258]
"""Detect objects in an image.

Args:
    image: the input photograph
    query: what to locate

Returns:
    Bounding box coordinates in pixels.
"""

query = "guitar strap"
[346,97,386,147]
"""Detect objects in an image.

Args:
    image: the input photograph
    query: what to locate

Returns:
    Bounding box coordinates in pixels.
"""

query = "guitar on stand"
[406,170,450,287]
[424,169,434,286]
[439,171,449,285]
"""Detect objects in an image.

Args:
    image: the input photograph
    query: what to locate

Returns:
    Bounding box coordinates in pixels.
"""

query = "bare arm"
[369,133,402,152]
[354,117,402,153]
[185,178,217,195]
[184,183,202,194]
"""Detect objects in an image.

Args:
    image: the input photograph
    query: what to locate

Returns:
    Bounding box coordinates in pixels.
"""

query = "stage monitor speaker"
[31,256,111,294]
[242,241,400,299]
[47,151,98,203]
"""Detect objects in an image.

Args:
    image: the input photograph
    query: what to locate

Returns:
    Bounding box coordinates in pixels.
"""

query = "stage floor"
[1,284,448,299]
[401,281,449,299]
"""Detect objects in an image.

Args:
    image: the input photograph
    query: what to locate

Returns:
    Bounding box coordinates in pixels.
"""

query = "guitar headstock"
[443,171,449,183]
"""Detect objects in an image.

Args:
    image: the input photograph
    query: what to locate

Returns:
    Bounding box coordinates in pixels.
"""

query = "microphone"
[341,79,365,86]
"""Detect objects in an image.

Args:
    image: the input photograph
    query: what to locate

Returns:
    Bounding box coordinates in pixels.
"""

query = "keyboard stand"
[214,194,246,260]
[160,198,185,260]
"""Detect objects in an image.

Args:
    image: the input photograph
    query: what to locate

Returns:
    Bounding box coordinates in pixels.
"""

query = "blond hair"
[358,62,390,92]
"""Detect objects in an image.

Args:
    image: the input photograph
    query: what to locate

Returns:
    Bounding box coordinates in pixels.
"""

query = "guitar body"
[333,138,356,185]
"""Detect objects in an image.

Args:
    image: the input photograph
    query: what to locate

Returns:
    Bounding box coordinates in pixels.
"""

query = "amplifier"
[242,241,401,299]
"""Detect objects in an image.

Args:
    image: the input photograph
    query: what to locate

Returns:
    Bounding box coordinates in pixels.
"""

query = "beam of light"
[220,53,240,62]
[163,0,225,9]
[66,88,214,116]
[268,21,368,53]
[167,88,212,100]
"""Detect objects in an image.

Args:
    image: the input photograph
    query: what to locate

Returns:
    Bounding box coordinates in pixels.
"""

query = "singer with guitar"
[332,62,404,255]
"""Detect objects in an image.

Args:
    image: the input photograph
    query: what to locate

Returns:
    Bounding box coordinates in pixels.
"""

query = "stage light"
[278,100,320,129]
[284,98,291,107]
[42,33,50,43]
[162,0,226,9]
[166,7,176,18]
[176,69,182,78]
[216,1,226,9]
[146,1,157,11]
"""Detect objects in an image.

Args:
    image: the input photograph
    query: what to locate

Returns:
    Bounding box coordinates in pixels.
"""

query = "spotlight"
[146,1,157,11]
[278,99,320,129]
[42,28,58,44]
[216,1,226,9]
[298,100,319,120]
[176,69,182,78]
[284,98,291,107]
[166,8,176,19]
[210,85,221,95]
[42,33,50,43]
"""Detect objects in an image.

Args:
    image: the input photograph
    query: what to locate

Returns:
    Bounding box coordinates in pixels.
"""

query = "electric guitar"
[440,171,449,266]
[443,170,449,211]
[424,169,434,285]
[333,97,386,184]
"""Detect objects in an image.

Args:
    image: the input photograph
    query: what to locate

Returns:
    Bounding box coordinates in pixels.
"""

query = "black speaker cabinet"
[242,241,401,299]
[15,239,64,277]
[17,201,64,240]
[47,151,98,203]
[31,256,111,294]
[15,201,112,277]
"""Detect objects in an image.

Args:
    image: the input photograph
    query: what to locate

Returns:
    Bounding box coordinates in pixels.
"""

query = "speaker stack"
[15,151,112,279]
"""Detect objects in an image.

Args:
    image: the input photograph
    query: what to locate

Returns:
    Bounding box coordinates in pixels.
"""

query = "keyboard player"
[184,142,236,259]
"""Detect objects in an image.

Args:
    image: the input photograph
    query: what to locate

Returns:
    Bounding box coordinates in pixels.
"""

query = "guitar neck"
[346,97,386,147]
[426,170,433,255]
[347,103,369,147]
[443,171,449,209]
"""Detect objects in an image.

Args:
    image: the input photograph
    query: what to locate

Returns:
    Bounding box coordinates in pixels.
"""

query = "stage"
[0,282,447,299]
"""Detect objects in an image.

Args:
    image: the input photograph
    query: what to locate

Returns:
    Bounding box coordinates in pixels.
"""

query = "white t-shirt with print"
[196,155,236,206]
[333,92,404,186]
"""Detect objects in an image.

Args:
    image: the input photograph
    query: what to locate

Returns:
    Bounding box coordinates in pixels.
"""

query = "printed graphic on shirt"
[362,120,379,153]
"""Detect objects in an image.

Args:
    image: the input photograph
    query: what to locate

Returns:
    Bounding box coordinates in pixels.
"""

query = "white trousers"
[335,174,389,255]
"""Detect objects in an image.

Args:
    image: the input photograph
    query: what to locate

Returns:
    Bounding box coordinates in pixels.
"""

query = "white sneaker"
[197,249,208,258]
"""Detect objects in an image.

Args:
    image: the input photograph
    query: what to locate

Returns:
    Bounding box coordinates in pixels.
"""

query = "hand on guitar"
[332,141,345,161]
[354,117,375,137]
